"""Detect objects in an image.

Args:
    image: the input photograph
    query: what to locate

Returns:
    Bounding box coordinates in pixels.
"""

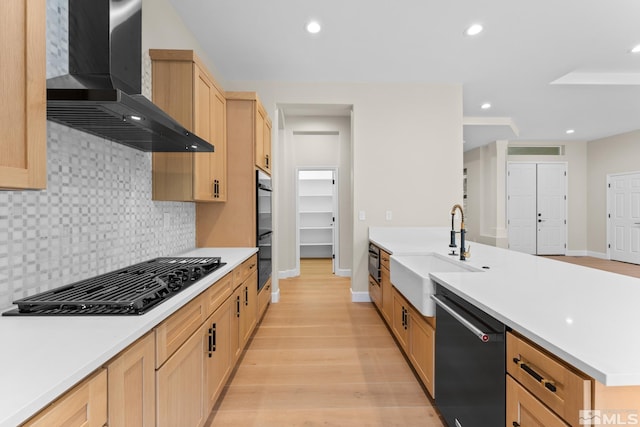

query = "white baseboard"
[565,250,588,256]
[587,251,609,260]
[335,268,351,277]
[270,287,280,303]
[278,269,298,279]
[351,289,371,303]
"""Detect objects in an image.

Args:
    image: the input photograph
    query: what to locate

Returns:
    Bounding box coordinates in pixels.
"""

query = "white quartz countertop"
[369,227,640,387]
[0,247,257,427]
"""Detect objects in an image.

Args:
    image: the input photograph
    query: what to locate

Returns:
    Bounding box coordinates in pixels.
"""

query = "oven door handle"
[431,295,498,343]
[258,230,273,240]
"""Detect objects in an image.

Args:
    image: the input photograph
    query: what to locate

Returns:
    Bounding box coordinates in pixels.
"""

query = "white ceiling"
[168,0,640,151]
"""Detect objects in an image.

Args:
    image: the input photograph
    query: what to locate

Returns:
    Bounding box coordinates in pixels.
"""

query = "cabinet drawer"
[507,375,570,427]
[23,369,107,427]
[507,332,590,427]
[234,254,258,287]
[205,272,233,316]
[155,294,206,368]
[380,249,391,271]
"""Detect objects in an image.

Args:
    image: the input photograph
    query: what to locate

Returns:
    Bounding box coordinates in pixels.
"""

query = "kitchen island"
[370,226,640,425]
[0,247,258,427]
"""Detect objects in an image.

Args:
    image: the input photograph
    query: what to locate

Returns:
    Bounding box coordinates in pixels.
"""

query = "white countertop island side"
[0,247,257,427]
[369,227,640,387]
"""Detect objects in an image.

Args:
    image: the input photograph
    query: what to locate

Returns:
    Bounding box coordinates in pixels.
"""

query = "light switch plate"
[386,210,393,221]
[359,211,366,221]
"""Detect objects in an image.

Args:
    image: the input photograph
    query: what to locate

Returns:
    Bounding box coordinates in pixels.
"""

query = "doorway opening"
[297,168,338,274]
[507,162,567,255]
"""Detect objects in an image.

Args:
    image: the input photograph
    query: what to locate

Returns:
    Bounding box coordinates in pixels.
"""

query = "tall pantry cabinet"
[196,92,272,247]
[0,0,47,190]
[149,49,227,202]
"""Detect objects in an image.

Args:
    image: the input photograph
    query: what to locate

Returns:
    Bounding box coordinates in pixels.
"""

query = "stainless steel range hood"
[46,0,213,153]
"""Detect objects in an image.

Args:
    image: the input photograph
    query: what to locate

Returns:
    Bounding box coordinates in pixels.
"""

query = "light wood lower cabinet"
[368,275,381,308]
[240,270,258,347]
[156,317,208,427]
[507,375,569,427]
[22,370,107,427]
[258,278,272,321]
[408,306,435,398]
[205,298,232,413]
[21,256,263,427]
[391,287,410,352]
[107,332,155,427]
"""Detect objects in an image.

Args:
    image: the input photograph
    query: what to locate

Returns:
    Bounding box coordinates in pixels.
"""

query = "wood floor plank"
[544,256,640,278]
[208,406,445,427]
[206,259,445,426]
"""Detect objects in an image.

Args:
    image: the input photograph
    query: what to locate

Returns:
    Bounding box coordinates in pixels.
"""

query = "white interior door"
[507,162,567,255]
[507,163,537,254]
[536,163,567,255]
[609,173,640,264]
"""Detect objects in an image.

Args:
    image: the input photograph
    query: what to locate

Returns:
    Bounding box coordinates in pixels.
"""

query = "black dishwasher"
[431,284,505,427]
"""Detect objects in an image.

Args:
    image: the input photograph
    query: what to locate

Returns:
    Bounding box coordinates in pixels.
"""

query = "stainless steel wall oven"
[257,171,272,291]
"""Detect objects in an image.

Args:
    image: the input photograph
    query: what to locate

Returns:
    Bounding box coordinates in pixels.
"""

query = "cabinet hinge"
[332,254,335,259]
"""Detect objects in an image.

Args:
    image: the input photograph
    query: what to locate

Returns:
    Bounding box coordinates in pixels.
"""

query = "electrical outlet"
[385,210,393,221]
[359,210,366,221]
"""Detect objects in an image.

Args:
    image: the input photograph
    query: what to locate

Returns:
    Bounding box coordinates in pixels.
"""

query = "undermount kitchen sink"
[390,253,482,316]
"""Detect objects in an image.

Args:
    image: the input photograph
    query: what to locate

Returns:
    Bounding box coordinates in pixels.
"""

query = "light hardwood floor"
[206,259,445,427]
[544,256,640,279]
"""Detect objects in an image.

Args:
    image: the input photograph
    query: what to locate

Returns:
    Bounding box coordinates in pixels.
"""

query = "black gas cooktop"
[3,257,225,316]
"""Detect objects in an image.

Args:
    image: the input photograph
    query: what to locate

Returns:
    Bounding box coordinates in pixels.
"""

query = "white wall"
[587,129,640,255]
[224,82,463,298]
[278,116,353,277]
[464,140,588,253]
[142,0,223,86]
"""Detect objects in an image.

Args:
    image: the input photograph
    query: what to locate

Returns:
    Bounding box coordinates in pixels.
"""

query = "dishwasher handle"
[431,294,501,343]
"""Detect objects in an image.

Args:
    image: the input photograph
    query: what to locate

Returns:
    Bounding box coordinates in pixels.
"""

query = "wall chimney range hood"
[46,0,213,153]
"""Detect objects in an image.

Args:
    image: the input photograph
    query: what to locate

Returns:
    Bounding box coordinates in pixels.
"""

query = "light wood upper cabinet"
[255,101,272,174]
[22,370,107,427]
[0,0,47,190]
[150,49,227,202]
[107,333,156,427]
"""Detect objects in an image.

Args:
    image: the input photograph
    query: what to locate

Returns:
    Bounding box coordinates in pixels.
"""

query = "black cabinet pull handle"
[211,322,217,352]
[513,357,557,392]
[404,308,408,330]
[236,295,241,317]
[245,286,249,306]
[513,422,521,427]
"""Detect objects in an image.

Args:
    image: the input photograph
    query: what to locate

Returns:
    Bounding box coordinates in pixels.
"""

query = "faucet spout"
[449,204,467,260]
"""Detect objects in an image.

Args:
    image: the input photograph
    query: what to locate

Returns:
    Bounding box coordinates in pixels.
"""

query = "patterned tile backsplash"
[0,0,196,311]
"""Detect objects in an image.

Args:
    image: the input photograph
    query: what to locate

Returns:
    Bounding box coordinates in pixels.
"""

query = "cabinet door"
[107,333,155,427]
[205,298,231,412]
[263,118,272,173]
[391,288,409,352]
[380,266,392,323]
[408,307,435,398]
[241,270,258,347]
[255,104,266,172]
[258,278,272,321]
[230,286,242,363]
[0,0,46,190]
[368,275,380,308]
[507,375,569,427]
[193,64,216,202]
[156,323,207,427]
[210,88,227,201]
[23,370,107,427]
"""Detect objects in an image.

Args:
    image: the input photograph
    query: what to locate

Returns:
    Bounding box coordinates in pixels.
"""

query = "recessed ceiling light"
[306,21,321,34]
[630,44,640,54]
[481,103,491,110]
[566,129,575,134]
[465,24,483,36]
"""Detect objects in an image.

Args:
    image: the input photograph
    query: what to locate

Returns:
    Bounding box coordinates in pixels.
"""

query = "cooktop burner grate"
[4,257,225,316]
